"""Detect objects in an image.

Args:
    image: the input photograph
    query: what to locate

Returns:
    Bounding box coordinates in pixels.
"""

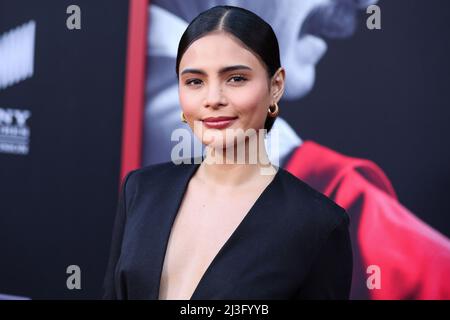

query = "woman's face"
[178,31,284,150]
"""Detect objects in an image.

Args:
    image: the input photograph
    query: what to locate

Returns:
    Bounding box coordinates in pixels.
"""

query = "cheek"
[231,82,269,124]
[179,88,201,116]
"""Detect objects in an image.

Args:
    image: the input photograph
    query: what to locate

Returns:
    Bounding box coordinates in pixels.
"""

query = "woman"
[103,5,352,300]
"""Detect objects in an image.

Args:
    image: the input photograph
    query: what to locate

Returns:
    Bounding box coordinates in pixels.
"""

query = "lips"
[202,116,238,129]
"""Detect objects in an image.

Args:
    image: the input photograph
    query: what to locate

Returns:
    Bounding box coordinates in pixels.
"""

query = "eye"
[228,75,247,83]
[185,78,203,86]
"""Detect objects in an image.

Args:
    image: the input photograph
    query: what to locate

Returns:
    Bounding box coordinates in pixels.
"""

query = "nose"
[203,82,226,109]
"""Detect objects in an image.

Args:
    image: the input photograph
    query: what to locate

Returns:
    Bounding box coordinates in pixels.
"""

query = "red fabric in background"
[120,0,148,182]
[285,140,450,299]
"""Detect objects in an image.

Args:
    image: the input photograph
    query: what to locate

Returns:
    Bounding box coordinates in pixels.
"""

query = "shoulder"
[271,167,352,286]
[277,166,350,236]
[127,160,176,180]
[125,157,199,185]
[120,158,199,205]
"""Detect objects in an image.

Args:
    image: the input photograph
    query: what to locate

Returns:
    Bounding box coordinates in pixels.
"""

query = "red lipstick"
[202,116,238,129]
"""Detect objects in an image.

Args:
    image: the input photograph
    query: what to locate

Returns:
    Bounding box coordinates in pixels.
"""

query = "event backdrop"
[0,0,449,299]
[0,0,133,299]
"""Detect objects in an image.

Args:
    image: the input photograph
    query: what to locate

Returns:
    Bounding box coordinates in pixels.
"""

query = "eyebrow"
[180,65,252,76]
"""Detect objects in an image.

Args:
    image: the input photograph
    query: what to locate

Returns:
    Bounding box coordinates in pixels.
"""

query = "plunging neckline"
[156,161,281,300]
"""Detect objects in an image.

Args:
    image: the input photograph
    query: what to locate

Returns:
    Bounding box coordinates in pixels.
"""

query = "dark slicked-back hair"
[176,5,281,132]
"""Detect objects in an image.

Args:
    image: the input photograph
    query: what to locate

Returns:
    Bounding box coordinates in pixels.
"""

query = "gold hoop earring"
[268,102,279,118]
[180,111,187,123]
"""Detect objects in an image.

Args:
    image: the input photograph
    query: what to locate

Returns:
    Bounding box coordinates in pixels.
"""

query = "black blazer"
[103,158,353,300]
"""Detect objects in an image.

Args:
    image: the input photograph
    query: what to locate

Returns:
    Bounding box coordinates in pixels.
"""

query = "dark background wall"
[0,0,129,298]
[284,0,450,238]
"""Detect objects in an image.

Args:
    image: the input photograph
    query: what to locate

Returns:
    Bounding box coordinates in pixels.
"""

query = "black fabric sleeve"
[102,170,137,299]
[295,212,353,299]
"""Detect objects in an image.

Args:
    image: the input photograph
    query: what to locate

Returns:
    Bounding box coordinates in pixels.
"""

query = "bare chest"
[157,184,266,300]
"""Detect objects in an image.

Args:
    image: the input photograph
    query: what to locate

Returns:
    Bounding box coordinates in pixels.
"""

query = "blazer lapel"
[128,158,201,299]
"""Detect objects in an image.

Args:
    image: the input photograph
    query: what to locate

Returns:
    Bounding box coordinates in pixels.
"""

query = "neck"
[197,134,277,188]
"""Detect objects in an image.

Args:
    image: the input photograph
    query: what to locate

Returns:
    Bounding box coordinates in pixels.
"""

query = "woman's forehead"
[180,33,258,69]
[179,33,263,72]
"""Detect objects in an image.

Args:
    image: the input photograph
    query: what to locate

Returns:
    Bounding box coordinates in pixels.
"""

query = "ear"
[270,67,286,104]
